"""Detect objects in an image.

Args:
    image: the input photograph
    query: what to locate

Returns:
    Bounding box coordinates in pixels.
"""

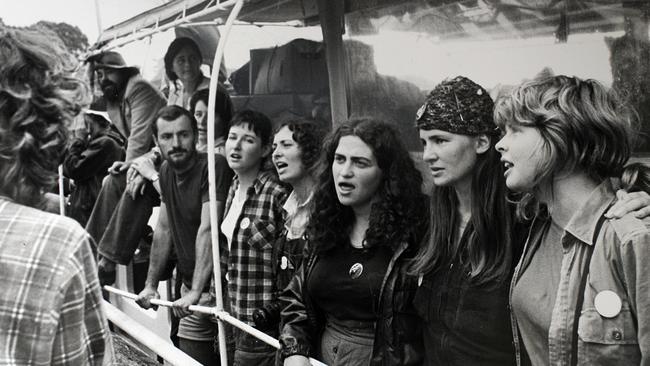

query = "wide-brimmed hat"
[86,51,139,72]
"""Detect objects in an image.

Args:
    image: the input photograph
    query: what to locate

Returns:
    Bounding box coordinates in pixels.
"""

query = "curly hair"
[275,118,327,178]
[308,118,427,253]
[0,27,88,207]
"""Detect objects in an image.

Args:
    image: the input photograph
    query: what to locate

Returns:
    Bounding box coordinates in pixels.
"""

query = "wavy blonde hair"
[0,27,88,207]
[494,75,636,218]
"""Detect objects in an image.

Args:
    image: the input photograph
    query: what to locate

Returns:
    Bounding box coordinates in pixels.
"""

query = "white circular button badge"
[240,217,250,230]
[594,290,622,318]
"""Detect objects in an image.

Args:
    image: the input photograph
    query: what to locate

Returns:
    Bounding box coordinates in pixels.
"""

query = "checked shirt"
[0,197,112,365]
[224,170,288,325]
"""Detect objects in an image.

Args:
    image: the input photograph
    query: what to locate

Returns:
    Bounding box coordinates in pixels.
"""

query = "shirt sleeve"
[51,233,113,365]
[620,229,650,364]
[124,82,166,162]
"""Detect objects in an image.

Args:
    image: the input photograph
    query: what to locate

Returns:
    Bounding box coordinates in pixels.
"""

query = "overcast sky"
[1,0,163,43]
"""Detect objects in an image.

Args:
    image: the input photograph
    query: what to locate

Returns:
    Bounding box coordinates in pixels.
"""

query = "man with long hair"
[0,27,112,364]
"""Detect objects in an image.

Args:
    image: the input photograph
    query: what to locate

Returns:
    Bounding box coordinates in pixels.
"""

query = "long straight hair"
[409,142,514,285]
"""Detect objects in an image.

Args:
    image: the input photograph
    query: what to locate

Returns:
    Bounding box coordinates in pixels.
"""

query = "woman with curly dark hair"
[0,27,111,364]
[252,118,326,332]
[279,118,427,366]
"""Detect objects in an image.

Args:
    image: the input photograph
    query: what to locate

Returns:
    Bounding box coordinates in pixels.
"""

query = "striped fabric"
[0,197,112,365]
[224,170,288,325]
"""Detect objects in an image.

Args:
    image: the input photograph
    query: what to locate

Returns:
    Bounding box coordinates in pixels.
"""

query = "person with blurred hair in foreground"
[0,27,112,364]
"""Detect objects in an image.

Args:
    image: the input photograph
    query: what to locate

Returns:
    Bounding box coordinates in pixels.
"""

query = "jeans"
[233,328,277,366]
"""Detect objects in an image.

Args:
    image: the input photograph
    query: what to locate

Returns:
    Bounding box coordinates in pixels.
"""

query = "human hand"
[171,289,201,318]
[108,161,130,175]
[130,156,158,181]
[284,355,311,366]
[135,286,160,310]
[127,173,147,200]
[606,190,650,219]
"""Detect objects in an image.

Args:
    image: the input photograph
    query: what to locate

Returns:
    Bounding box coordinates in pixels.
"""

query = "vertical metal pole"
[316,0,348,128]
[58,165,66,216]
[206,1,244,365]
[93,0,103,37]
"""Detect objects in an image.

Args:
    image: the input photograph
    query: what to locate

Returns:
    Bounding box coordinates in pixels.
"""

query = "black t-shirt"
[308,243,392,322]
[160,153,233,287]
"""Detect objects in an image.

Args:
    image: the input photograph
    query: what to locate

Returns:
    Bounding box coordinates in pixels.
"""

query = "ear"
[475,134,490,155]
[261,143,272,158]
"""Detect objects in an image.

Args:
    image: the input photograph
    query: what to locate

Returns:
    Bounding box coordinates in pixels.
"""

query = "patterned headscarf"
[416,76,498,136]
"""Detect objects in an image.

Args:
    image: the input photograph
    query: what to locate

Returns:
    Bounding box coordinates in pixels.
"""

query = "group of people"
[1,25,650,366]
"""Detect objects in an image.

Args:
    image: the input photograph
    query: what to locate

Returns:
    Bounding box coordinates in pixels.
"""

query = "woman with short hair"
[495,75,650,366]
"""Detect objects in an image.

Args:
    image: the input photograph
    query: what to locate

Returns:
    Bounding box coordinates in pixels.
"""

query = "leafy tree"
[33,21,89,55]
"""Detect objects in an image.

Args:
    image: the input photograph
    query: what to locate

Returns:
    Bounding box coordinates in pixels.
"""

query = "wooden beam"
[317,0,349,127]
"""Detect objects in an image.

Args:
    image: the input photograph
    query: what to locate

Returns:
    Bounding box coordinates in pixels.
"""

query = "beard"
[100,80,123,102]
[164,148,196,169]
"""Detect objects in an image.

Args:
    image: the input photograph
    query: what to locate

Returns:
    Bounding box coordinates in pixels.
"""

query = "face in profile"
[156,115,197,169]
[225,124,269,174]
[272,125,306,185]
[173,46,201,83]
[495,122,547,192]
[331,135,383,211]
[419,128,488,189]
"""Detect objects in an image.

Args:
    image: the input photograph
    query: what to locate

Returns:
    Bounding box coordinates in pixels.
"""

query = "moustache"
[168,148,188,155]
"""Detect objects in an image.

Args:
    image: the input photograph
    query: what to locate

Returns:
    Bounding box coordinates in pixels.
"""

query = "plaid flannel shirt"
[224,170,289,325]
[0,197,112,365]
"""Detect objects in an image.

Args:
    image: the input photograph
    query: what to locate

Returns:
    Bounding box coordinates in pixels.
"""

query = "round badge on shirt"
[280,256,288,270]
[594,290,622,318]
[240,217,250,230]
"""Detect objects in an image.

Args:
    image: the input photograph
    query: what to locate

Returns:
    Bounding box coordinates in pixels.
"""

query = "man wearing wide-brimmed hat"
[84,51,166,256]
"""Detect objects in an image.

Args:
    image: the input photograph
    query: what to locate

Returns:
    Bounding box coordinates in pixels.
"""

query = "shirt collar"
[231,169,278,195]
[283,190,314,215]
[564,179,616,246]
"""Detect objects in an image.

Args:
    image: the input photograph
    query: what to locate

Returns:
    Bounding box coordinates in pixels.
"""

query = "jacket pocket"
[577,307,640,365]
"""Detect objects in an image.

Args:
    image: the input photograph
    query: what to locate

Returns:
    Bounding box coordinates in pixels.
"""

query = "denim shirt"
[510,180,650,366]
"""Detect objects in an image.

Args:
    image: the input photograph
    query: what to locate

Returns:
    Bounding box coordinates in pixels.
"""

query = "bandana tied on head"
[416,76,498,136]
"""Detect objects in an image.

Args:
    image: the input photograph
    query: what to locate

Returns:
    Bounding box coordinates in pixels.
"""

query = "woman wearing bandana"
[409,76,650,366]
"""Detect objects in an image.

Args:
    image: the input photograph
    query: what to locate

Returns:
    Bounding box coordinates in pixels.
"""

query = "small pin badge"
[349,263,364,279]
[594,290,622,318]
[415,104,426,120]
[477,88,483,95]
[280,256,288,270]
[240,217,250,230]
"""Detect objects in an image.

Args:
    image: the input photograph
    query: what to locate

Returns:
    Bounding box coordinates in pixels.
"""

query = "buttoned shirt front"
[224,170,289,325]
[0,197,112,365]
[511,180,650,366]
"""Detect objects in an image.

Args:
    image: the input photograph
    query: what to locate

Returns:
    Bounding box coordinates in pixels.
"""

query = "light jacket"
[510,180,650,366]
